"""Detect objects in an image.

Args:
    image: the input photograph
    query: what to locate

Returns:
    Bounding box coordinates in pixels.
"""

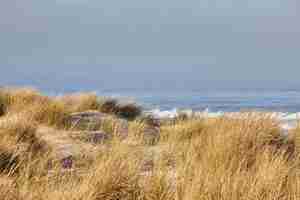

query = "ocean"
[97,88,300,113]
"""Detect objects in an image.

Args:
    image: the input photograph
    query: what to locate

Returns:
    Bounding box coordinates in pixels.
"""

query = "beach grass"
[0,87,300,200]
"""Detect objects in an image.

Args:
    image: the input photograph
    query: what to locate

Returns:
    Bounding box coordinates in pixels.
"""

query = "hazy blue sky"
[0,0,299,90]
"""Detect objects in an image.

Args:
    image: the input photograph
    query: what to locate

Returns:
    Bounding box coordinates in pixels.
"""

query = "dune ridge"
[0,87,300,200]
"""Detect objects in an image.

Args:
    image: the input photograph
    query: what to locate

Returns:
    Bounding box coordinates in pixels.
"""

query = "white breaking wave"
[146,108,300,134]
[147,108,180,119]
[147,108,225,119]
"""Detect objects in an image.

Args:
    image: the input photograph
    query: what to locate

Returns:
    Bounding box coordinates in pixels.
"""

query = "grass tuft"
[99,98,118,114]
[115,103,142,120]
[99,98,142,120]
[25,100,70,128]
[58,93,101,112]
[0,149,19,173]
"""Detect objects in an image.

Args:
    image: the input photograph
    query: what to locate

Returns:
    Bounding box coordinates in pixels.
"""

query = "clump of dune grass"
[0,113,47,175]
[0,115,40,148]
[170,114,297,200]
[76,144,143,200]
[60,95,142,120]
[289,125,300,156]
[160,118,206,142]
[141,165,175,200]
[0,99,6,117]
[58,93,101,113]
[99,98,118,114]
[0,149,19,173]
[99,98,142,120]
[115,103,142,120]
[0,175,19,200]
[24,100,70,128]
[0,89,10,117]
[0,87,48,113]
[0,88,69,128]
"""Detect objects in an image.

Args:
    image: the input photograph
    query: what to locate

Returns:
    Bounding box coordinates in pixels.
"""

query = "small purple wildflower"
[61,156,73,169]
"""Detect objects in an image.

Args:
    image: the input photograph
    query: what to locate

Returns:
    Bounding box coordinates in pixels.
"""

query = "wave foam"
[146,108,300,133]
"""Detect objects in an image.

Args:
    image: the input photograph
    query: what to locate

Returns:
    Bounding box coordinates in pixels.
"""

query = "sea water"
[98,88,300,113]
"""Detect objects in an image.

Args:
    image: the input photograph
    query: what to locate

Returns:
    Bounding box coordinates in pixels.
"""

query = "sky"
[0,0,299,91]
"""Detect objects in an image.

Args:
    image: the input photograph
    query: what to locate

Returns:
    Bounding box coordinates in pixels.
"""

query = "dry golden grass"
[0,113,47,176]
[0,87,48,112]
[1,87,300,200]
[58,94,141,120]
[58,92,101,113]
[23,100,70,128]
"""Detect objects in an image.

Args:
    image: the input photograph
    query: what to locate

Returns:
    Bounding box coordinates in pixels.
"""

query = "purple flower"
[61,156,73,169]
